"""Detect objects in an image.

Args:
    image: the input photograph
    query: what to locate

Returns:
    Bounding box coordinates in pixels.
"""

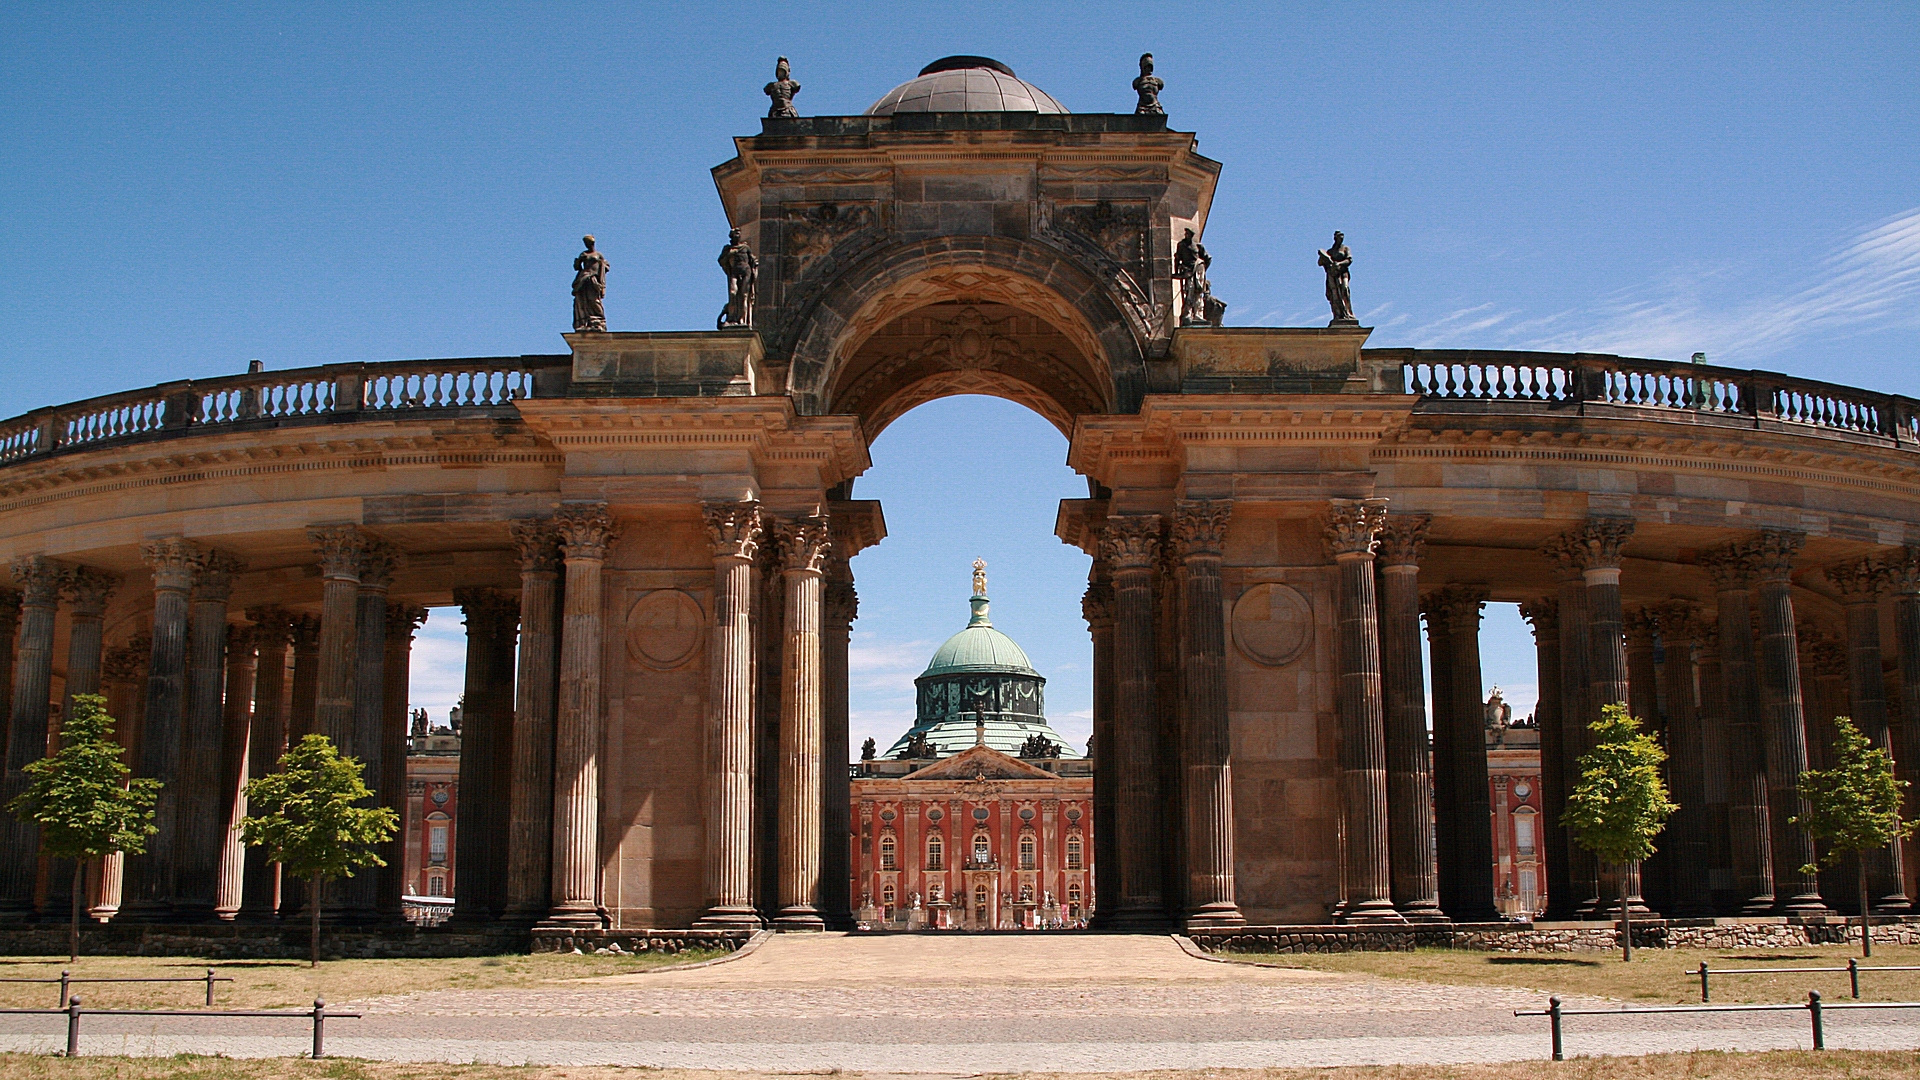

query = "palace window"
[926,834,944,870]
[973,833,990,864]
[880,833,896,870]
[428,823,448,864]
[428,874,446,897]
[882,883,895,905]
[1514,813,1536,857]
[1067,882,1081,903]
[1019,834,1036,870]
[1066,833,1083,869]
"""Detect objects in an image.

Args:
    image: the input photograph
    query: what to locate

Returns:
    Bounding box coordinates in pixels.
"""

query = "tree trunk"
[1859,861,1872,959]
[310,872,322,968]
[1619,865,1633,962]
[68,861,83,963]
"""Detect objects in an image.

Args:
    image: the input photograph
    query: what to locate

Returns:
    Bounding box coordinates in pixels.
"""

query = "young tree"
[1794,716,1915,958]
[4,694,160,962]
[240,734,398,967]
[1562,703,1676,961]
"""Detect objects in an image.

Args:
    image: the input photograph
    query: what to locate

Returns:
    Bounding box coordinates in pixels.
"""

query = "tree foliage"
[240,734,397,882]
[6,694,159,861]
[1794,716,1915,869]
[1562,703,1677,866]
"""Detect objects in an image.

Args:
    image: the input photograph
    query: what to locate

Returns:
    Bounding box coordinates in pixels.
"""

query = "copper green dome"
[919,594,1039,678]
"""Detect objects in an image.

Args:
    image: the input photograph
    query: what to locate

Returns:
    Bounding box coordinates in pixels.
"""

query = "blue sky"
[3,3,1916,754]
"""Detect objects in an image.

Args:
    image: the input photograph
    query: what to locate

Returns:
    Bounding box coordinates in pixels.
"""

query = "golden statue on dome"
[972,557,987,596]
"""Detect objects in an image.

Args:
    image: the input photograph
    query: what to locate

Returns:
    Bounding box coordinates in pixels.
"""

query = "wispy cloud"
[1408,208,1920,365]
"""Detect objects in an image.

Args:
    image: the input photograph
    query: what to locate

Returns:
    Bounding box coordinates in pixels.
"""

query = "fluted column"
[1178,499,1244,928]
[378,604,426,918]
[0,593,16,785]
[1572,519,1646,915]
[1428,585,1499,921]
[1101,515,1166,929]
[125,539,197,920]
[288,616,320,740]
[305,528,366,750]
[547,503,616,927]
[1423,594,1459,914]
[1658,604,1714,916]
[1625,606,1666,914]
[92,642,146,919]
[1,558,63,919]
[1704,544,1775,912]
[1377,517,1441,920]
[1081,575,1116,924]
[55,568,117,913]
[1520,598,1568,924]
[773,514,829,930]
[170,552,240,921]
[213,624,257,919]
[504,521,561,923]
[451,588,514,922]
[1541,536,1598,917]
[239,609,293,921]
[1753,530,1828,913]
[1695,618,1735,911]
[698,501,762,927]
[1829,559,1909,911]
[1324,499,1398,923]
[1885,551,1920,906]
[821,545,857,930]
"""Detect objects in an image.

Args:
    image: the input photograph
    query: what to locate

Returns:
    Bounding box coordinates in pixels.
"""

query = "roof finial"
[972,557,987,597]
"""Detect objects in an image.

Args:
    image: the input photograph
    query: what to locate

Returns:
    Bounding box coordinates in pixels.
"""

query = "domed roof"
[920,595,1040,678]
[866,56,1067,117]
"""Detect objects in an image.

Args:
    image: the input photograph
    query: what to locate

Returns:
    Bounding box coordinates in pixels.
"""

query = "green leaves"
[1794,716,1915,872]
[1562,703,1677,866]
[240,734,398,882]
[5,694,159,861]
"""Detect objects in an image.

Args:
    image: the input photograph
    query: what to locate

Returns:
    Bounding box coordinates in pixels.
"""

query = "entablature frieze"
[1067,395,1416,488]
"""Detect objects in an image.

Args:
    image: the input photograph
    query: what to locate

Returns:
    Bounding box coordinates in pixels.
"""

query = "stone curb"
[1172,933,1295,969]
[633,928,772,974]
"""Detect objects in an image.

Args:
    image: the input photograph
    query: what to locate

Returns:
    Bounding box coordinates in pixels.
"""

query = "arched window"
[882,883,895,905]
[880,832,896,870]
[1065,833,1083,869]
[973,833,991,864]
[1067,882,1081,903]
[1514,810,1537,856]
[1019,833,1036,870]
[428,874,446,897]
[926,833,944,870]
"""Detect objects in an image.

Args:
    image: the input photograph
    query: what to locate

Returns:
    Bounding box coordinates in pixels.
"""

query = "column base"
[773,905,825,931]
[1183,902,1245,930]
[1397,903,1451,923]
[1873,894,1913,915]
[537,903,609,930]
[1779,894,1832,916]
[1739,895,1778,916]
[695,904,766,929]
[1337,899,1407,924]
[1102,900,1174,932]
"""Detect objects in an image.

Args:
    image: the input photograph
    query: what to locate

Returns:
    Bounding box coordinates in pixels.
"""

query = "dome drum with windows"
[884,560,1082,760]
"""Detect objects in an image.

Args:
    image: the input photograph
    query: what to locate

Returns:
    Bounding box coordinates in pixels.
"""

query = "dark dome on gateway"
[866,56,1067,116]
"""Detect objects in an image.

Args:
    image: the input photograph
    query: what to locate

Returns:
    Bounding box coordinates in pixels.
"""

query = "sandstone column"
[213,624,257,919]
[171,552,241,921]
[698,501,763,928]
[451,587,514,923]
[547,503,616,927]
[773,514,830,930]
[307,527,366,748]
[1541,536,1598,918]
[1829,559,1909,911]
[327,541,395,922]
[1624,607,1664,911]
[1753,530,1828,913]
[1704,544,1775,912]
[1574,519,1647,915]
[93,642,146,919]
[1101,515,1165,929]
[61,568,116,710]
[125,539,197,920]
[289,616,320,740]
[1377,517,1442,921]
[239,608,293,921]
[0,592,16,776]
[1885,550,1920,905]
[0,558,63,918]
[504,520,561,924]
[1658,604,1714,916]
[378,604,426,918]
[1694,618,1735,911]
[821,550,857,929]
[1177,499,1244,928]
[1428,585,1500,921]
[1423,595,1459,914]
[1081,576,1116,923]
[1325,499,1400,923]
[1521,597,1569,923]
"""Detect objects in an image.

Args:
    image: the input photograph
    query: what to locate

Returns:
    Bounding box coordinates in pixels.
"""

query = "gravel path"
[1,934,1914,1070]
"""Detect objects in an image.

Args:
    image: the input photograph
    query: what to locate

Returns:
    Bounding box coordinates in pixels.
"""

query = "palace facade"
[1,55,1917,935]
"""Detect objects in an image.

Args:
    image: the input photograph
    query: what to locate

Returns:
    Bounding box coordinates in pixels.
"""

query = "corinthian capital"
[9,555,66,607]
[508,519,563,573]
[1323,498,1389,560]
[825,579,859,627]
[1658,601,1703,645]
[1624,606,1660,648]
[1173,500,1232,560]
[1423,584,1488,630]
[1825,557,1886,602]
[63,566,118,616]
[102,641,148,683]
[247,606,297,648]
[1099,515,1163,571]
[1081,581,1114,628]
[454,586,520,633]
[191,551,245,603]
[1881,548,1920,595]
[1539,533,1588,578]
[355,540,400,589]
[1753,529,1805,581]
[702,500,763,562]
[0,590,20,635]
[1376,515,1430,569]
[774,515,832,574]
[554,502,618,561]
[307,525,369,579]
[387,602,429,640]
[1518,597,1558,636]
[1701,543,1761,590]
[1573,518,1635,569]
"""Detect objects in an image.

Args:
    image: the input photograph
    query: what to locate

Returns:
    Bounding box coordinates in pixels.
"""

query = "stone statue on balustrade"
[765,56,801,118]
[1132,53,1164,115]
[572,236,610,332]
[1318,230,1357,325]
[1175,229,1226,326]
[717,228,759,329]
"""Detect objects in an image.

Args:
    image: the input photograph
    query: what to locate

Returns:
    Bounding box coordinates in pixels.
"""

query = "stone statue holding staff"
[717,228,759,329]
[572,235,609,332]
[1318,230,1356,325]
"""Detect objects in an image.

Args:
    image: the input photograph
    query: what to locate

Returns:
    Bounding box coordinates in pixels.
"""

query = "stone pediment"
[901,744,1057,781]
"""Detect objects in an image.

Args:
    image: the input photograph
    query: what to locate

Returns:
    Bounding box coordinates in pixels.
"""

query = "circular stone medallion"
[626,590,705,669]
[1231,583,1312,666]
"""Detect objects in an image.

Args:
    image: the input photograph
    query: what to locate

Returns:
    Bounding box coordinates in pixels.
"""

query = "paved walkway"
[1,934,1916,1070]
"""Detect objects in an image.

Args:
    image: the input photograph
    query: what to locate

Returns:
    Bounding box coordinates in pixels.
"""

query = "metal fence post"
[1698,962,1710,1003]
[1849,958,1860,999]
[65,995,80,1057]
[205,968,215,1007]
[312,998,325,1059]
[1548,996,1564,1061]
[59,970,70,1009]
[1808,991,1824,1050]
